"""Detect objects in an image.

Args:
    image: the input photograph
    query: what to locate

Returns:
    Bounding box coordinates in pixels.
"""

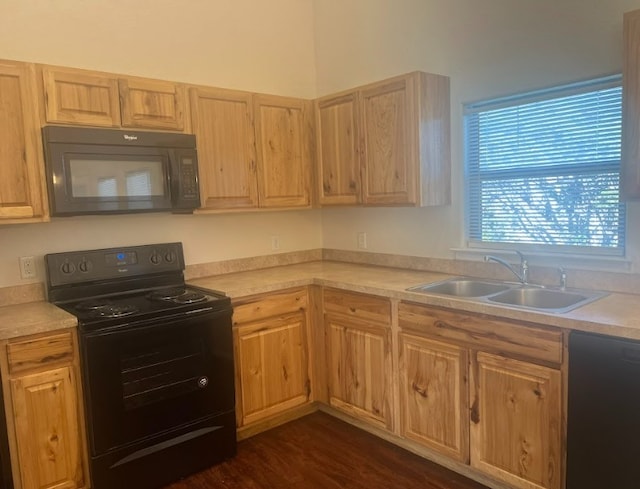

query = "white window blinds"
[464,75,625,255]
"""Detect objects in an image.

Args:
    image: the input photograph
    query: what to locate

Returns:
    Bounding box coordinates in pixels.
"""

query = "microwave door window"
[68,158,167,199]
[126,171,153,196]
[98,177,117,197]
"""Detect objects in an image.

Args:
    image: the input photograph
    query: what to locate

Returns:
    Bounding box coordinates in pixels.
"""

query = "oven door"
[80,308,234,456]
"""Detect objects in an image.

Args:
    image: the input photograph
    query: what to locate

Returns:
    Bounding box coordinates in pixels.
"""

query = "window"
[464,75,625,256]
[126,170,153,196]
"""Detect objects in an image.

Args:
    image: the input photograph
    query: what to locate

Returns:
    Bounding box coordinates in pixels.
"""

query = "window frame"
[463,75,626,258]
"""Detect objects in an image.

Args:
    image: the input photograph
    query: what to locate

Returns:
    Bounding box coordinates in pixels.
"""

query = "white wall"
[0,211,322,286]
[0,0,322,288]
[2,0,640,287]
[0,0,317,97]
[314,0,640,271]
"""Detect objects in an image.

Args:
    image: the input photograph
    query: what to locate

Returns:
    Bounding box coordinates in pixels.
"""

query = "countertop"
[0,301,77,340]
[2,261,640,341]
[189,261,640,340]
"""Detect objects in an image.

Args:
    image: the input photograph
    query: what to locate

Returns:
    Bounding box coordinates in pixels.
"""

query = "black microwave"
[42,126,201,216]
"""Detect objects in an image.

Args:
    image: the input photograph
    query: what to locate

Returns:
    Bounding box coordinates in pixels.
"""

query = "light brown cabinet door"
[11,366,85,489]
[326,314,392,430]
[190,87,258,209]
[0,60,46,222]
[315,91,361,205]
[254,94,312,207]
[399,333,469,462]
[622,9,640,199]
[119,77,186,131]
[470,352,562,489]
[360,74,417,205]
[234,312,310,426]
[41,66,120,127]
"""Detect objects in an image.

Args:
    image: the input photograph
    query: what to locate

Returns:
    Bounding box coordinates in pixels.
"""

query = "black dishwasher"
[567,330,640,488]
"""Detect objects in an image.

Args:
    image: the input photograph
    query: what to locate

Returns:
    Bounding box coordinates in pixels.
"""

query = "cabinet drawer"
[7,331,74,375]
[399,302,563,365]
[323,288,391,325]
[232,287,308,325]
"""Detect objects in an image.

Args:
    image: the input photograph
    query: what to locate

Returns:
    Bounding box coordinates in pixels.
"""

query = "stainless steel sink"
[407,277,607,313]
[408,278,510,297]
[486,287,605,313]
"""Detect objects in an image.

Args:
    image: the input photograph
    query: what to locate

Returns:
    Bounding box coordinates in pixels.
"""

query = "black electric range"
[45,242,236,489]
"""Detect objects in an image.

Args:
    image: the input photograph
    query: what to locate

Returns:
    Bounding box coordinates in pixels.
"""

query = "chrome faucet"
[484,251,529,285]
[558,267,567,291]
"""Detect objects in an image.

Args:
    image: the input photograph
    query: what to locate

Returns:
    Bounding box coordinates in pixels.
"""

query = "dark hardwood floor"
[163,412,489,489]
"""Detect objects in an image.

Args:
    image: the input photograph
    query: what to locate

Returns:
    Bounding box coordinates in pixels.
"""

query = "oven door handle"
[110,426,224,468]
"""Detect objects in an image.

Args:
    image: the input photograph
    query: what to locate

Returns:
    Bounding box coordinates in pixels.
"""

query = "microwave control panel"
[173,150,201,209]
[179,156,199,199]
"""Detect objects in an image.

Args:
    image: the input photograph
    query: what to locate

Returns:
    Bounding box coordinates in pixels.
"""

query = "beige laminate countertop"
[0,301,77,340]
[189,261,640,340]
[2,261,640,341]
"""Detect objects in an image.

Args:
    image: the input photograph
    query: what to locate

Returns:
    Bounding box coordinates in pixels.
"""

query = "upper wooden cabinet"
[40,65,186,131]
[622,9,640,199]
[190,87,258,209]
[191,89,313,210]
[315,92,361,205]
[315,72,451,207]
[0,60,48,223]
[254,94,313,208]
[119,77,186,131]
[41,66,120,127]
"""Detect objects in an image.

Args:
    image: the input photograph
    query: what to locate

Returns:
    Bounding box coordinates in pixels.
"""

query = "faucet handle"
[514,251,528,284]
[558,267,567,290]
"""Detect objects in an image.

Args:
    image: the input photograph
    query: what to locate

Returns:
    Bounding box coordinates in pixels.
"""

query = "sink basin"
[407,277,607,313]
[408,278,510,297]
[487,287,606,313]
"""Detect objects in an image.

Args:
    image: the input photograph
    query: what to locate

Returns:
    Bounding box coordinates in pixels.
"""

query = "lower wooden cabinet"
[1,330,88,489]
[470,352,562,489]
[324,289,393,431]
[399,333,469,462]
[398,302,565,489]
[232,288,311,428]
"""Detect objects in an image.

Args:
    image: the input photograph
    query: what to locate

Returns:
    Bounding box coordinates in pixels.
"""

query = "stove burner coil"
[78,302,139,319]
[76,300,114,311]
[95,305,139,318]
[149,288,206,304]
[147,287,187,301]
[172,293,207,304]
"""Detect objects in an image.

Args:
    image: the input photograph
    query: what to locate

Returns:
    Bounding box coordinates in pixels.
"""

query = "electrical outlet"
[357,232,367,250]
[19,256,36,279]
[271,235,281,251]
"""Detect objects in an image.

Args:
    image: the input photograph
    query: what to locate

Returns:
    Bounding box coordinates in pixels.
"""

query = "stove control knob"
[164,251,176,263]
[60,261,76,275]
[197,376,209,389]
[149,252,162,265]
[78,259,92,273]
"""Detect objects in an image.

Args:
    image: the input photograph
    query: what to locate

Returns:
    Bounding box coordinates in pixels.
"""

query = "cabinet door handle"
[470,397,480,424]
